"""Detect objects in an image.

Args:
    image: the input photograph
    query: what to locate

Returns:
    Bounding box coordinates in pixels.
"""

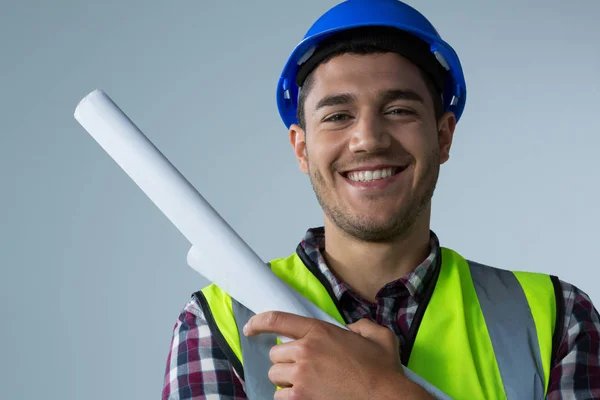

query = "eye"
[386,108,415,116]
[323,113,352,123]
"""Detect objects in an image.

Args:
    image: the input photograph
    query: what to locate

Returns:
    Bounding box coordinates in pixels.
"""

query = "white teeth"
[347,167,398,182]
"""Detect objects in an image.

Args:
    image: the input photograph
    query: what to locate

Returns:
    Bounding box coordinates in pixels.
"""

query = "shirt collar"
[299,226,440,302]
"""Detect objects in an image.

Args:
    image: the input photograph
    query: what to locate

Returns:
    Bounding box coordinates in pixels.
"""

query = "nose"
[348,113,392,154]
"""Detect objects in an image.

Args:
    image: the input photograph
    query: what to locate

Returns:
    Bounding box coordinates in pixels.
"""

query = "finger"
[243,311,317,339]
[274,387,293,400]
[347,318,398,347]
[269,341,301,363]
[268,363,296,388]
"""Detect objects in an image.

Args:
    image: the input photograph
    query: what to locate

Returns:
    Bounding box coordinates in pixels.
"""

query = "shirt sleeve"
[161,296,248,400]
[547,281,600,399]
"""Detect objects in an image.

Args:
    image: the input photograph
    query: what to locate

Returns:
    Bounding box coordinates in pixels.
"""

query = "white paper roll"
[73,89,319,320]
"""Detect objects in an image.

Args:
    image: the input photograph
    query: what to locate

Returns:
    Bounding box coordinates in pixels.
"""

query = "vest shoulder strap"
[194,285,244,380]
[468,260,550,399]
[409,249,558,399]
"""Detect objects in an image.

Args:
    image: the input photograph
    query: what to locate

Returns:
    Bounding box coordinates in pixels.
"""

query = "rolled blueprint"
[73,89,451,400]
[73,89,336,326]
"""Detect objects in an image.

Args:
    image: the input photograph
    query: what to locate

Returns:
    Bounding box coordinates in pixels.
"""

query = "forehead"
[304,52,428,105]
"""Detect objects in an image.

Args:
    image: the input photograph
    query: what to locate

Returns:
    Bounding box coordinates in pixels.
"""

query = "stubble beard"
[307,149,440,243]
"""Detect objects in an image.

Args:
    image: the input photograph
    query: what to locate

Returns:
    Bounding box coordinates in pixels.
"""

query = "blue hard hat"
[276,0,467,128]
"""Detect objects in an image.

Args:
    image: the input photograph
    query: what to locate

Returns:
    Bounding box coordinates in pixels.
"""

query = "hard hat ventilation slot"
[297,46,317,66]
[433,50,450,71]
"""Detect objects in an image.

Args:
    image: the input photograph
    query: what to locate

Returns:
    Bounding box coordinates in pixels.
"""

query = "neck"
[321,211,432,303]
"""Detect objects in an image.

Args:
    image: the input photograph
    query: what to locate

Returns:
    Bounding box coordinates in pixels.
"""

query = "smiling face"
[290,52,456,242]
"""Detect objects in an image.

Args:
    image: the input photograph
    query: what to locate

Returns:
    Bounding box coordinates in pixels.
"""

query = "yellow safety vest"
[195,246,562,399]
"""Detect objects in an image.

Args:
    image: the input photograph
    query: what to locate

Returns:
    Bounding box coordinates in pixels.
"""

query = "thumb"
[347,318,398,348]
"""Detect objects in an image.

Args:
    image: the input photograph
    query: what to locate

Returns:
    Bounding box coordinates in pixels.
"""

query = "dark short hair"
[296,28,445,130]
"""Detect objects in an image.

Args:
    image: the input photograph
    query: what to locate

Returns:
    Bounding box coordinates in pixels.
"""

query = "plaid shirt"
[162,228,600,399]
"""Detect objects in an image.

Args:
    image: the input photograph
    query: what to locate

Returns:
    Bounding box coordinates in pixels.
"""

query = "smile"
[344,167,404,182]
[341,165,408,190]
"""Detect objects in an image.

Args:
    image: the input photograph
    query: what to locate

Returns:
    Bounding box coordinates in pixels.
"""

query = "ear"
[289,124,309,174]
[437,111,457,164]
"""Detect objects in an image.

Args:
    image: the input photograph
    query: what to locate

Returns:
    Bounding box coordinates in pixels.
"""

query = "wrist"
[374,371,435,400]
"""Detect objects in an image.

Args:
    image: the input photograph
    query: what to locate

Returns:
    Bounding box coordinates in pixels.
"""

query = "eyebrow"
[315,93,356,111]
[314,89,425,113]
[381,89,425,105]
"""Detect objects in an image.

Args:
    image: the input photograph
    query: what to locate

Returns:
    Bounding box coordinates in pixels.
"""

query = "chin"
[351,209,400,225]
[351,198,407,214]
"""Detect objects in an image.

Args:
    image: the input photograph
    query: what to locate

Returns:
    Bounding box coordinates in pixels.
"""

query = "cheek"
[308,137,343,172]
[403,128,438,161]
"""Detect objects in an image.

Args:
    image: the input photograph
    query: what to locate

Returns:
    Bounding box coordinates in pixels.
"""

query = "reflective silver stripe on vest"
[232,300,277,399]
[468,261,545,400]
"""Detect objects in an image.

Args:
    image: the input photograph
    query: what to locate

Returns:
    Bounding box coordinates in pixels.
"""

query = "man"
[162,0,600,399]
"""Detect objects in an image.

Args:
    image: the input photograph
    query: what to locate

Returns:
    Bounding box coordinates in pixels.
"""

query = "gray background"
[1,0,598,398]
